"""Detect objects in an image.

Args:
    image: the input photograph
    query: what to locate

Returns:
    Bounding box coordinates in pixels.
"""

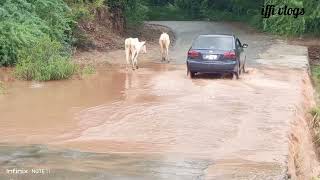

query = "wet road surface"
[0,21,310,179]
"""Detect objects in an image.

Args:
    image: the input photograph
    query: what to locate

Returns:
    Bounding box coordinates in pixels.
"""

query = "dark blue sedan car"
[186,34,248,79]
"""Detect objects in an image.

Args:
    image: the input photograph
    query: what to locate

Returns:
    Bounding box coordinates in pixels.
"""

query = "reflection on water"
[0,64,167,145]
[0,144,211,180]
[0,63,302,179]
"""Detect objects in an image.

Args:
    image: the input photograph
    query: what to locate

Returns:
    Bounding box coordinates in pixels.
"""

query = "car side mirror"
[242,44,248,48]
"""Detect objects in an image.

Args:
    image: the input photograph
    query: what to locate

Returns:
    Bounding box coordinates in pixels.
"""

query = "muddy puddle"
[0,63,306,179]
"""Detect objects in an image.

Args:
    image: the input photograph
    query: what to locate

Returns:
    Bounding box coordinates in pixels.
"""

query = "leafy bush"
[107,0,149,26]
[145,0,319,36]
[304,0,320,35]
[263,0,305,36]
[126,3,149,26]
[65,0,105,21]
[15,36,76,81]
[0,0,73,66]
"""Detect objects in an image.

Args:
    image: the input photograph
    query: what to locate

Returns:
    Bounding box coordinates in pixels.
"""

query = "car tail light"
[188,50,200,59]
[223,51,236,60]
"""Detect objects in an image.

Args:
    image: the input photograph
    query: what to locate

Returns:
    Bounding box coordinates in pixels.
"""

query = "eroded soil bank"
[287,72,320,179]
[73,23,175,67]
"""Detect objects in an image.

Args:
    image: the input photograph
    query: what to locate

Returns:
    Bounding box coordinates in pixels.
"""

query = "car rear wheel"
[242,60,246,74]
[233,66,240,80]
[189,71,196,78]
[233,72,239,80]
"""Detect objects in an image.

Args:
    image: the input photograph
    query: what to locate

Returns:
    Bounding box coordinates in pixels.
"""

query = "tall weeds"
[15,36,76,81]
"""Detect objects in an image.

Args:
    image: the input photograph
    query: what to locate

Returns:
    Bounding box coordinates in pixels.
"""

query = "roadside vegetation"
[308,46,320,179]
[145,0,320,36]
[0,0,146,81]
[312,66,320,94]
[311,107,320,142]
[0,81,4,94]
[14,36,76,81]
[1,0,319,81]
[0,0,73,67]
[310,46,320,150]
[78,64,96,78]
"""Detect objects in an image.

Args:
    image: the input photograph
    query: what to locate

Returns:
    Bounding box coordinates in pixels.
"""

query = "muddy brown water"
[0,62,305,179]
[0,21,312,179]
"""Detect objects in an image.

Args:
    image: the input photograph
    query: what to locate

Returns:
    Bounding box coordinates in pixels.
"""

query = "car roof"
[191,34,236,49]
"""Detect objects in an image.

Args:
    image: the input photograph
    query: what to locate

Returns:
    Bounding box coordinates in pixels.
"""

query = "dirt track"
[0,21,317,179]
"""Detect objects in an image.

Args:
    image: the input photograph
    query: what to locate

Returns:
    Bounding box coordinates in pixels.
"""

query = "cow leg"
[125,48,131,70]
[131,52,137,70]
[131,54,135,70]
[160,42,164,61]
[161,42,164,61]
[133,53,139,69]
[166,46,169,62]
[132,58,135,70]
[135,57,139,69]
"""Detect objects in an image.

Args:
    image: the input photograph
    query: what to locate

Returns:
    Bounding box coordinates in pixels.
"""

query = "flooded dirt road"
[0,22,311,179]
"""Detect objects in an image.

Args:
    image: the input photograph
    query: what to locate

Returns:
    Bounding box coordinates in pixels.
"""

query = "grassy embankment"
[309,46,320,150]
[0,0,104,81]
[0,81,4,94]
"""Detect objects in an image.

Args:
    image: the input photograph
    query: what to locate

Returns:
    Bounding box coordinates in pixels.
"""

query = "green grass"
[14,36,77,81]
[0,0,73,66]
[311,65,320,97]
[310,64,320,147]
[300,60,320,178]
[0,81,4,94]
[81,65,96,76]
[310,107,320,150]
[14,35,96,81]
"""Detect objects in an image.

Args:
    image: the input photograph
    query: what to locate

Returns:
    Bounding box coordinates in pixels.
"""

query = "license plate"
[204,54,218,60]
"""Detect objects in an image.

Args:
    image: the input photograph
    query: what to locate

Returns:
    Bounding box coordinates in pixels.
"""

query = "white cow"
[125,38,146,70]
[159,32,170,62]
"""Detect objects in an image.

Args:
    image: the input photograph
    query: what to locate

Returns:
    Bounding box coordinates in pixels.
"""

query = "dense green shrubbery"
[106,0,149,26]
[15,36,76,81]
[263,0,305,36]
[126,3,149,26]
[262,0,320,36]
[65,0,105,21]
[144,0,320,36]
[302,0,320,35]
[0,0,73,66]
[0,0,105,80]
[0,0,146,80]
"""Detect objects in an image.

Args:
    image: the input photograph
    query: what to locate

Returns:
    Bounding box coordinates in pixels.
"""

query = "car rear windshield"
[192,36,234,50]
